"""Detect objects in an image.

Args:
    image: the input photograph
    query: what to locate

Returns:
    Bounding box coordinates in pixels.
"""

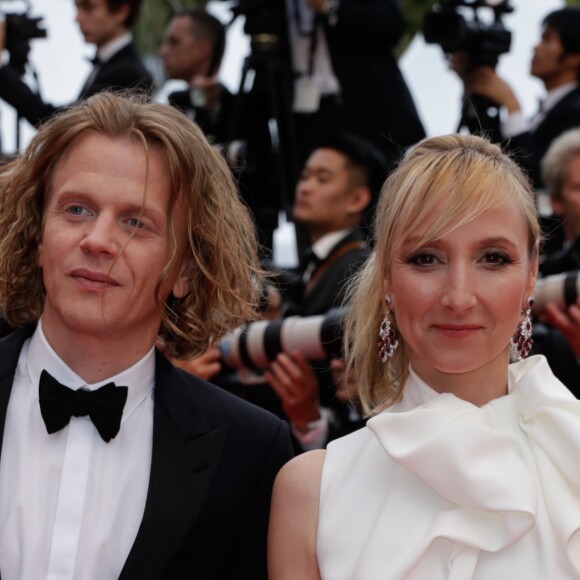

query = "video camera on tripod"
[1,0,47,75]
[215,0,297,252]
[423,0,513,68]
[423,0,513,137]
[227,0,287,49]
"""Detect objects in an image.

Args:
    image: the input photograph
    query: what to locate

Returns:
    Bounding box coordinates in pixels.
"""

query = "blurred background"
[0,0,574,153]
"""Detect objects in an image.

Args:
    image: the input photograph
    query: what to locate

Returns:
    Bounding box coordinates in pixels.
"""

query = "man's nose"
[79,215,119,256]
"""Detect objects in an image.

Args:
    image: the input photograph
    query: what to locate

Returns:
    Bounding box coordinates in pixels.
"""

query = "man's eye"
[126,218,146,230]
[66,206,88,216]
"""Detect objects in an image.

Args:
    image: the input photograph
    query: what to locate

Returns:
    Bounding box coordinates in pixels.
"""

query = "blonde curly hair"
[344,134,541,416]
[0,91,263,358]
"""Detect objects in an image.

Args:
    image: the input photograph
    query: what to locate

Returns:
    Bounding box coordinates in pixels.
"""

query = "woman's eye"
[484,251,512,265]
[407,253,438,266]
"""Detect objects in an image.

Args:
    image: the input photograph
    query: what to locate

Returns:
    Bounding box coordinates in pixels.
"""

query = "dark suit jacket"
[534,237,580,397]
[168,84,236,145]
[540,235,580,277]
[0,326,293,579]
[0,41,154,128]
[322,0,426,161]
[507,86,580,189]
[298,229,370,317]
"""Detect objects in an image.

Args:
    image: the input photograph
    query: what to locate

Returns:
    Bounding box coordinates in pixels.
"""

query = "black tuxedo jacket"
[0,41,154,128]
[322,0,426,160]
[298,229,370,317]
[168,84,236,145]
[507,87,580,189]
[0,327,293,579]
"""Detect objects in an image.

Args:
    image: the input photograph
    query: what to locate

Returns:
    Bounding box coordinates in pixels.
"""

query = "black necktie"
[38,370,128,443]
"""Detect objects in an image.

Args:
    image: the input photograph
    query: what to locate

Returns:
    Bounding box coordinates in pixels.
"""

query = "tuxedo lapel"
[119,352,229,578]
[0,326,35,460]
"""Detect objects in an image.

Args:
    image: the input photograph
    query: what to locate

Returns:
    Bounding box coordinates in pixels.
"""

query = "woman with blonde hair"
[268,133,580,579]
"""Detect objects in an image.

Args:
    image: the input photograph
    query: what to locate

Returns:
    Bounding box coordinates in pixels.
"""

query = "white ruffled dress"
[317,356,580,579]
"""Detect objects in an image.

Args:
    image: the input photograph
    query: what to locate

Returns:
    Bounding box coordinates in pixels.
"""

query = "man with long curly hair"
[0,92,292,579]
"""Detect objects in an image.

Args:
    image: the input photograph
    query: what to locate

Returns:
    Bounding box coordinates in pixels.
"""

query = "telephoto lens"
[533,270,580,314]
[219,308,345,370]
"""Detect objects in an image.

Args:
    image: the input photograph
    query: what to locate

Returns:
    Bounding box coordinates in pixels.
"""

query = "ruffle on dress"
[362,356,580,579]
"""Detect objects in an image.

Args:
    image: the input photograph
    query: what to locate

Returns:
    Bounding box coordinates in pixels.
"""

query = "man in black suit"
[159,10,234,146]
[287,0,426,170]
[263,134,387,450]
[0,92,292,579]
[463,7,580,190]
[0,0,153,128]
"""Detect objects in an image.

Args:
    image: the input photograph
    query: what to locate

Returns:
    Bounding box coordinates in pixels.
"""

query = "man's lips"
[70,269,119,290]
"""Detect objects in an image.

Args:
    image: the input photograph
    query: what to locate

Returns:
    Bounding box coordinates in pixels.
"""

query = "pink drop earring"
[378,296,399,362]
[510,297,534,361]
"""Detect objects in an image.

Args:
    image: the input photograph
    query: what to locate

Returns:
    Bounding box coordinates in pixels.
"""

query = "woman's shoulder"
[274,449,326,496]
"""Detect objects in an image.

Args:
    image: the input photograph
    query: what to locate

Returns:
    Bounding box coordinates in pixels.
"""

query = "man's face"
[159,15,206,81]
[530,25,573,87]
[75,0,129,48]
[292,148,361,241]
[38,132,187,349]
[552,154,580,239]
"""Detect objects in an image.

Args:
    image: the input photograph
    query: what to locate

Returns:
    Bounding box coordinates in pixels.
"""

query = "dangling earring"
[510,297,534,361]
[378,296,399,362]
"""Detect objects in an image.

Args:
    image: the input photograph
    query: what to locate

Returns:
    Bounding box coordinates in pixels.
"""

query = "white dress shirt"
[0,320,154,580]
[286,0,340,112]
[502,81,579,137]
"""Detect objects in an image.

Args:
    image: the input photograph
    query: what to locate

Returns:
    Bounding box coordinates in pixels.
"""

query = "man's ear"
[172,261,190,299]
[347,186,372,216]
[111,3,131,27]
[564,52,580,73]
[550,196,564,218]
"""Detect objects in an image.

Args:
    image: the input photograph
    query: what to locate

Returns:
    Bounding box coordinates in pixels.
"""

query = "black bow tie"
[38,370,128,443]
[303,248,322,268]
[87,54,101,67]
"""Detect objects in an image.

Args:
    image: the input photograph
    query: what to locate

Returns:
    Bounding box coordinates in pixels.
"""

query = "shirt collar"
[311,228,353,261]
[27,319,155,421]
[96,32,132,64]
[543,81,579,114]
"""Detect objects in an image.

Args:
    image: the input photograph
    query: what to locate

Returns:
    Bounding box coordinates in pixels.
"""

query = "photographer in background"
[530,128,580,395]
[263,133,388,451]
[459,7,580,190]
[288,0,425,171]
[159,9,234,145]
[0,0,153,129]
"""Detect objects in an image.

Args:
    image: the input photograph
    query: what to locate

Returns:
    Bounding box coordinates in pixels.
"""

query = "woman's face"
[385,199,537,401]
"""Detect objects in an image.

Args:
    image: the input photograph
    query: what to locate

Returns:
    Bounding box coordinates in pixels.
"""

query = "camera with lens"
[533,270,580,316]
[423,0,513,69]
[219,308,346,371]
[1,0,47,74]
[228,0,287,49]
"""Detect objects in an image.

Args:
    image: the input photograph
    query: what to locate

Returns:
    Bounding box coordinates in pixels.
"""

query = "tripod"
[227,29,299,253]
[457,92,503,143]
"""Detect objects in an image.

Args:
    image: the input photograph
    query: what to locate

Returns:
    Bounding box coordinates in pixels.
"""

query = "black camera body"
[2,1,47,74]
[229,0,287,41]
[423,0,512,69]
